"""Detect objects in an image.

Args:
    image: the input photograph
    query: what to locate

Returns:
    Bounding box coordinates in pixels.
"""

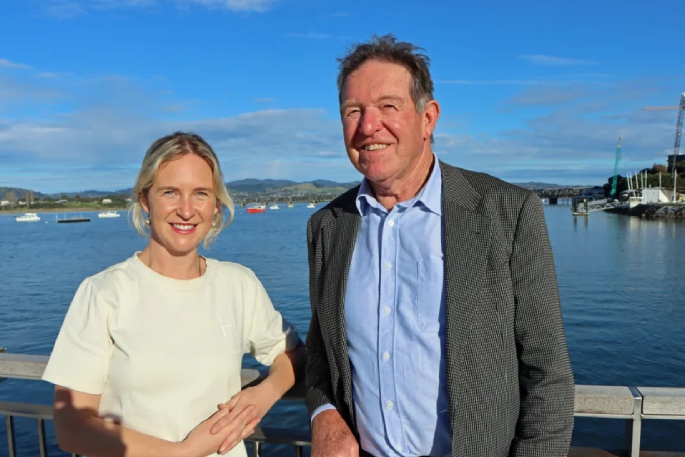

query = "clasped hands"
[183,384,279,456]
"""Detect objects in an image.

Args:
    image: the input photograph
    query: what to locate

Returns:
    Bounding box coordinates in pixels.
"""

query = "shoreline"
[1,207,128,215]
[605,203,685,218]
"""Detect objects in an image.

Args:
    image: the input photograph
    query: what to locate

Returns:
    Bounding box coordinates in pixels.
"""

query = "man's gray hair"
[336,34,434,113]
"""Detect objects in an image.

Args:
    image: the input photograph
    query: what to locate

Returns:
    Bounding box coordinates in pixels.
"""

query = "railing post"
[37,418,48,457]
[6,415,17,457]
[628,386,643,457]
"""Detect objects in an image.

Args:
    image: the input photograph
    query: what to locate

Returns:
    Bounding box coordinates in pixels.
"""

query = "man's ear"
[423,99,440,140]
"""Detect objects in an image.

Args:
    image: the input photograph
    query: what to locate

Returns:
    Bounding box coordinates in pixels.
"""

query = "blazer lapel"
[440,163,491,434]
[328,199,361,428]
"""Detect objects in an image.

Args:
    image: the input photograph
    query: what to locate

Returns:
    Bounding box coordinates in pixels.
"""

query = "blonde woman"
[42,132,304,457]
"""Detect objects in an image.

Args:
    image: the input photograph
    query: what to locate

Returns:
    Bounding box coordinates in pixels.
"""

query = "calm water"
[1,204,684,455]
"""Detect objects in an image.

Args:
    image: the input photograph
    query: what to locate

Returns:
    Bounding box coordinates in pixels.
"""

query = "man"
[305,34,574,457]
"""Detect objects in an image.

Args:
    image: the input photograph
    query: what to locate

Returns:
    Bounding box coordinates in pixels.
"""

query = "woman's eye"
[163,190,176,196]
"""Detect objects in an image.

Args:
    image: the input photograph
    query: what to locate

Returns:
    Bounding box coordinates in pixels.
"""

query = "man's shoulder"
[442,162,534,200]
[307,186,360,229]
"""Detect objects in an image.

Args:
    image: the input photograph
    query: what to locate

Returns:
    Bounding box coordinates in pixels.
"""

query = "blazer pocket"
[415,255,445,332]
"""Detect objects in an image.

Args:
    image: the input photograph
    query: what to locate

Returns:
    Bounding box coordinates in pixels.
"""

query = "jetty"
[1,348,684,457]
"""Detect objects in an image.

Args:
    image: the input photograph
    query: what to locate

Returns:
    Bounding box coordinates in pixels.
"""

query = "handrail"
[2,352,685,456]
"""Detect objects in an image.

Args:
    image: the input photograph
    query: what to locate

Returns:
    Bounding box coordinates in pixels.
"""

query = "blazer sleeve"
[304,215,338,417]
[509,193,575,457]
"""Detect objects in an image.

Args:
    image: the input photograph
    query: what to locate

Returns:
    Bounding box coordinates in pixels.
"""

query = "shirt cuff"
[311,404,337,424]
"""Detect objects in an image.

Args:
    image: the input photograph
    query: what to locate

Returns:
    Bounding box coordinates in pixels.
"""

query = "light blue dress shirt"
[313,157,450,457]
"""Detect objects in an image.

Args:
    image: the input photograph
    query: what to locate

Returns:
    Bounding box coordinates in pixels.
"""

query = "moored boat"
[247,205,266,213]
[15,213,40,222]
[98,211,120,218]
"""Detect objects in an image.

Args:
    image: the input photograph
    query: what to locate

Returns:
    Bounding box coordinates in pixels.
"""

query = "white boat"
[269,204,280,210]
[306,203,316,208]
[98,211,120,219]
[15,213,40,222]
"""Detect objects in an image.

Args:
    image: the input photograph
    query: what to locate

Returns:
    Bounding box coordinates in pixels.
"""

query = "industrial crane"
[643,92,685,202]
[610,136,622,199]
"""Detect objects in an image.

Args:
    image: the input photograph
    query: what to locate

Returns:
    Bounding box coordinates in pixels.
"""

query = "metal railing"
[2,351,685,457]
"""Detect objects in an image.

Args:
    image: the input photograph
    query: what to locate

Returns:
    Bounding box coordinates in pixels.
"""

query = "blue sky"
[1,0,684,193]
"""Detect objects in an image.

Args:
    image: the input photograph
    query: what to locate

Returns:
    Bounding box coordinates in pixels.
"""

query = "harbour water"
[1,204,684,454]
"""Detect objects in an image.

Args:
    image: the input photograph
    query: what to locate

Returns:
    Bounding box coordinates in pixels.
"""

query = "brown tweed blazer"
[305,161,575,457]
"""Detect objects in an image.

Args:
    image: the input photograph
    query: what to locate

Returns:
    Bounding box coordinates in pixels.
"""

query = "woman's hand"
[210,384,280,454]
[181,405,255,457]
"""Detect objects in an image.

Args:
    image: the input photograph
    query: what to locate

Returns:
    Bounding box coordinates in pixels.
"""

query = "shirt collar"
[355,155,442,216]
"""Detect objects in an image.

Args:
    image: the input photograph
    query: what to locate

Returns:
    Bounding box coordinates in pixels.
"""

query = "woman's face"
[142,153,219,257]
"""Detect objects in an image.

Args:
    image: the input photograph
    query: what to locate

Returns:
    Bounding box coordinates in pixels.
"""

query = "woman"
[42,132,304,457]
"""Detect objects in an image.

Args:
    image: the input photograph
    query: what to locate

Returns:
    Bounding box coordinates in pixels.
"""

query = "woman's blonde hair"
[128,131,234,248]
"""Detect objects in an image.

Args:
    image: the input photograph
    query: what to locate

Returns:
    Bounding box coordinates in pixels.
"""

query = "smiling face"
[340,59,439,189]
[141,153,219,257]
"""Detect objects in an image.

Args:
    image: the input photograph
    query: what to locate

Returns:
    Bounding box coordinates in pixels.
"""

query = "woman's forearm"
[55,414,187,457]
[261,340,306,399]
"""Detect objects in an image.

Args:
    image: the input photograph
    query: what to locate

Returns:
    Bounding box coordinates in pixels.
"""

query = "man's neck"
[371,150,435,211]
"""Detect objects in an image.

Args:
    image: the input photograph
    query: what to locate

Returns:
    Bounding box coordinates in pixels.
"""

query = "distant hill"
[1,187,48,200]
[2,179,360,200]
[226,179,298,193]
[512,182,584,190]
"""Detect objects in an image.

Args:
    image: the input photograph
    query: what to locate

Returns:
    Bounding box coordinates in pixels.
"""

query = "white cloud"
[177,0,281,12]
[287,32,332,40]
[0,58,32,70]
[520,54,598,66]
[438,79,545,86]
[43,0,280,17]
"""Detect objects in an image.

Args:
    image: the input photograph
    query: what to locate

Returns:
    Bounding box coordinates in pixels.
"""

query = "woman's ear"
[139,192,150,214]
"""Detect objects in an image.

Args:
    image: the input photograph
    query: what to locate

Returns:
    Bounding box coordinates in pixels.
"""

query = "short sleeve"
[243,271,299,366]
[42,278,113,394]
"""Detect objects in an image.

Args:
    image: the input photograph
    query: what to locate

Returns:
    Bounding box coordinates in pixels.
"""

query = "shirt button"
[385,400,394,410]
[388,220,395,227]
[383,351,390,361]
[385,262,392,269]
[397,445,403,451]
[383,306,391,315]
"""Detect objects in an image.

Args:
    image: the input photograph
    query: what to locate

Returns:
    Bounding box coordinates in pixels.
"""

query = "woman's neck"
[138,242,204,280]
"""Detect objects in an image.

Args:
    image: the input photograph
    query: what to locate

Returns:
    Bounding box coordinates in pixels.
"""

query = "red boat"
[247,205,266,213]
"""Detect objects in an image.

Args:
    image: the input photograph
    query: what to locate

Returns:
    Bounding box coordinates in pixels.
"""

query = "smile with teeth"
[170,223,197,232]
[363,143,389,151]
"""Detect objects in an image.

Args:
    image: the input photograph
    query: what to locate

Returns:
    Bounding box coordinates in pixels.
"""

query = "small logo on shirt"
[219,317,242,353]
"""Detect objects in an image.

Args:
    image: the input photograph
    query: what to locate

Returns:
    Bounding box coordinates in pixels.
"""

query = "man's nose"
[358,108,382,136]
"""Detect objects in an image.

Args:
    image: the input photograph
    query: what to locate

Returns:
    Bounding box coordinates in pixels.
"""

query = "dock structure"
[1,351,685,457]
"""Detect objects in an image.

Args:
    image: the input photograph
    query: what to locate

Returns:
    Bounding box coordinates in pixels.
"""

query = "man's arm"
[304,216,337,415]
[509,193,575,457]
[305,216,359,457]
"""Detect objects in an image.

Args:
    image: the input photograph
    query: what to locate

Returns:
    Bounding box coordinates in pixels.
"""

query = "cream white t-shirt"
[42,253,298,457]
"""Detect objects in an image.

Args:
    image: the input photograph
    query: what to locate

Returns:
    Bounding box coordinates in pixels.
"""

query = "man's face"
[340,59,434,187]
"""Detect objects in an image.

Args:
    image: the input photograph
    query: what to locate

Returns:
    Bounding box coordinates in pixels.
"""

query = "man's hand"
[311,409,359,457]
[210,385,280,454]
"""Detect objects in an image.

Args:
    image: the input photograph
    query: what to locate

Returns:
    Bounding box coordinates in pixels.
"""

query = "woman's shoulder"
[205,258,260,283]
[81,254,141,292]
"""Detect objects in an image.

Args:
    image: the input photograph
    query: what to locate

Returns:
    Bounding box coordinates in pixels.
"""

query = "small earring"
[145,217,151,226]
[211,220,217,227]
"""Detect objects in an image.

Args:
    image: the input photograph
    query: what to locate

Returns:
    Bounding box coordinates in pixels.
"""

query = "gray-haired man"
[305,34,574,457]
